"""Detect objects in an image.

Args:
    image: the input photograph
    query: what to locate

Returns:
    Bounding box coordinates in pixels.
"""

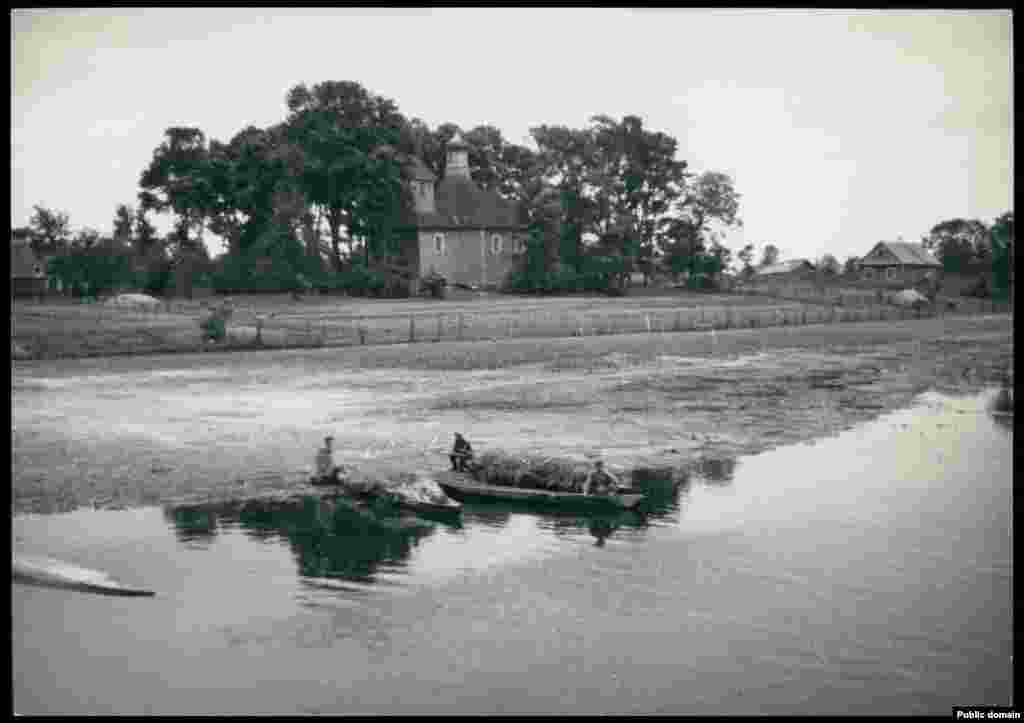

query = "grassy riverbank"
[11,314,1012,516]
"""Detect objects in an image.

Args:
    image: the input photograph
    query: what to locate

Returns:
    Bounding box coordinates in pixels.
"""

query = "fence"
[229,298,1010,349]
[13,292,1013,358]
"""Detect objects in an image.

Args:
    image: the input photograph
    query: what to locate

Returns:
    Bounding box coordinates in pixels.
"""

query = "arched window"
[863,267,875,280]
[433,233,446,254]
[491,234,503,254]
[515,237,526,253]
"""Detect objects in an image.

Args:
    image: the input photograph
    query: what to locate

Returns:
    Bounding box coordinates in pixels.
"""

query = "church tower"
[445,132,471,180]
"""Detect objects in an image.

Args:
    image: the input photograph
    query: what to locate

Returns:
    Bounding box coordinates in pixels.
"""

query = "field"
[10,289,995,360]
[11,308,1013,516]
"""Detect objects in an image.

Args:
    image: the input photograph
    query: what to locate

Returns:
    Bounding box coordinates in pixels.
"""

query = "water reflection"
[165,496,437,584]
[162,466,707,585]
[169,508,219,546]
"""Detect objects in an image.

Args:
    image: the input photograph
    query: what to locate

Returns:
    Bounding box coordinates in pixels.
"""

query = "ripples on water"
[12,389,1012,715]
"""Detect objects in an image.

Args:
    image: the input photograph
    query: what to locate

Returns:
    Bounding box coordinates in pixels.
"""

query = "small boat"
[12,555,155,598]
[382,495,463,518]
[436,472,645,511]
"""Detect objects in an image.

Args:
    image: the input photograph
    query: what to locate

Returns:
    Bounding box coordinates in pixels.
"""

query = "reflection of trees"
[165,496,437,584]
[463,508,512,530]
[166,507,219,545]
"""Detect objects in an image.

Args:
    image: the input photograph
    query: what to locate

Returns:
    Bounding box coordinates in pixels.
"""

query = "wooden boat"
[436,472,645,511]
[12,555,155,597]
[375,492,463,518]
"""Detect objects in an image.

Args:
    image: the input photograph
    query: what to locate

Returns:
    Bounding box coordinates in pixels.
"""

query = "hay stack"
[473,451,586,491]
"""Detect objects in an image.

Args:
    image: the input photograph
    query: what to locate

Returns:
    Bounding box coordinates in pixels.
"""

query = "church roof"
[405,168,525,231]
[446,131,469,150]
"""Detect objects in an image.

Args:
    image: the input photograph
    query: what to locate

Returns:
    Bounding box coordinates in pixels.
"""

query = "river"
[12,389,1012,715]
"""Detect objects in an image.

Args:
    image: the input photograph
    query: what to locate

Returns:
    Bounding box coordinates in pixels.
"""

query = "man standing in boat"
[450,433,474,473]
[583,459,621,496]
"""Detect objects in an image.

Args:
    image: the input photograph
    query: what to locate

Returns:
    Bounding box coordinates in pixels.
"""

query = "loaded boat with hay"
[436,451,646,512]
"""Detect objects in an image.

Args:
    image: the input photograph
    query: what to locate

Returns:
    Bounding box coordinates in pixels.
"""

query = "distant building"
[401,132,527,289]
[857,240,940,285]
[753,259,816,277]
[10,240,49,298]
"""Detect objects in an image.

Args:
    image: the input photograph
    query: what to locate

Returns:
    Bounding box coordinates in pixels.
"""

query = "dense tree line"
[128,79,746,294]
[19,77,1011,300]
[17,79,746,296]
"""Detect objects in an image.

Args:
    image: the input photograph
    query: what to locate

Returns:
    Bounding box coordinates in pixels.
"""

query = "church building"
[402,132,527,289]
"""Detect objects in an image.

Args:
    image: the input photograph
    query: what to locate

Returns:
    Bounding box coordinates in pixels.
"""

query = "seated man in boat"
[313,436,345,485]
[582,460,621,496]
[450,433,475,473]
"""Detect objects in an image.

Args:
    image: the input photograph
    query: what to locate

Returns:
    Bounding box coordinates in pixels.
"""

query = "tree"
[737,243,755,277]
[759,243,780,267]
[138,127,216,252]
[72,228,102,250]
[990,211,1014,298]
[663,170,741,281]
[134,208,159,253]
[205,124,300,259]
[817,253,841,275]
[707,238,732,275]
[284,80,410,272]
[529,123,601,273]
[113,204,135,246]
[588,114,689,282]
[923,218,987,272]
[28,205,72,255]
[843,255,860,275]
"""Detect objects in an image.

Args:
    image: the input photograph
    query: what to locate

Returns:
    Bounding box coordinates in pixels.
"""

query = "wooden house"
[10,241,49,298]
[857,240,940,285]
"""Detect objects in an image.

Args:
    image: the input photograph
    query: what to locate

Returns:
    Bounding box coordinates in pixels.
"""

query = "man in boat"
[313,436,345,485]
[583,460,621,497]
[450,433,474,473]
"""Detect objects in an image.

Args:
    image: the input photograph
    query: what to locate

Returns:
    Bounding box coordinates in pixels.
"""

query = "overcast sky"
[11,8,1013,262]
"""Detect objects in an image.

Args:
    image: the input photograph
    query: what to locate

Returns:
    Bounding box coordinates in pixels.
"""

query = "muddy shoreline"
[11,316,1013,517]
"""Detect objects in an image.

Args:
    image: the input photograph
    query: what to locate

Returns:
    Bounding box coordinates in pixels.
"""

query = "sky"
[11,8,1013,263]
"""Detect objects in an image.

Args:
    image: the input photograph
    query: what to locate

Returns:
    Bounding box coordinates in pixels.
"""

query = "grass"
[16,288,989,361]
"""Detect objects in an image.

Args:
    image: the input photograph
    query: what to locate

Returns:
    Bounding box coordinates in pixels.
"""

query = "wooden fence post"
[436,313,442,342]
[457,313,464,341]
[409,315,416,343]
[645,314,651,334]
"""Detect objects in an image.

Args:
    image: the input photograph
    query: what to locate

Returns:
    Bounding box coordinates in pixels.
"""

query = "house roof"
[10,241,45,278]
[860,241,940,267]
[413,174,524,230]
[754,259,815,276]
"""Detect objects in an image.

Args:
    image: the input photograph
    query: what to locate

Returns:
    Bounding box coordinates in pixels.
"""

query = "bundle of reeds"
[472,450,586,491]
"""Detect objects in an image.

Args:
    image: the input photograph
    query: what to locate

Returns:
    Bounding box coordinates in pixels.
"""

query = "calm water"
[12,390,1012,715]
